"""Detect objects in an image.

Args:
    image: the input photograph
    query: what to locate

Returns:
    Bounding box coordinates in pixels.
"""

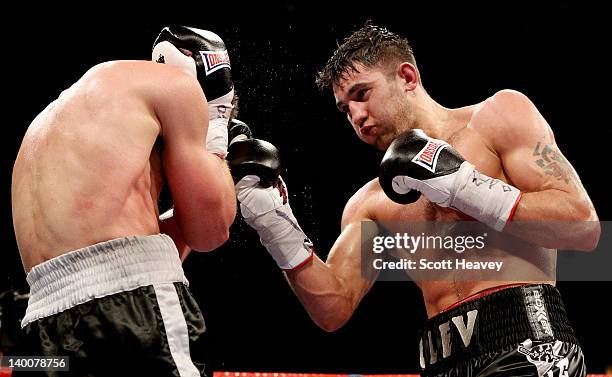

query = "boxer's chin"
[376,133,396,151]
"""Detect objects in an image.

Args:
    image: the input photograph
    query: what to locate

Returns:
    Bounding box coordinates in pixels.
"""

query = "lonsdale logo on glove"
[200,50,231,75]
[411,139,448,173]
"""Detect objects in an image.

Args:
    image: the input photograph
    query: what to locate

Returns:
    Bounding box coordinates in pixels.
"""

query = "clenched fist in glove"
[379,129,522,231]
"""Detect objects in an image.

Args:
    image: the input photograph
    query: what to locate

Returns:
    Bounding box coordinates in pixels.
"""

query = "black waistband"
[419,284,579,374]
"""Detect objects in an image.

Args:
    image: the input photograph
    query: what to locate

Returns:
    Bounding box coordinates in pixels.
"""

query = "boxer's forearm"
[158,154,232,255]
[209,155,238,231]
[506,190,600,251]
[284,221,377,332]
[182,154,236,251]
[285,256,356,332]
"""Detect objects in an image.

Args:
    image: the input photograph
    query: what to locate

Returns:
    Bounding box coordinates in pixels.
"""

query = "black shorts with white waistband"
[13,234,209,377]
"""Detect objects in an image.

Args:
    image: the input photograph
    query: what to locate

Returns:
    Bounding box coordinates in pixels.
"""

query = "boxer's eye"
[355,88,369,101]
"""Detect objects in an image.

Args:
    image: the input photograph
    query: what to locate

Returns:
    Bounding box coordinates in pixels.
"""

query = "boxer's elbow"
[317,307,352,332]
[192,196,236,252]
[569,202,600,251]
[180,216,231,252]
[209,200,236,249]
[189,219,232,252]
[318,315,350,333]
[312,297,354,333]
[583,226,600,252]
[570,221,600,252]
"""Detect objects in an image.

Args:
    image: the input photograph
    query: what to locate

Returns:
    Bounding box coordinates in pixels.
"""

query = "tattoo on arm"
[532,142,581,188]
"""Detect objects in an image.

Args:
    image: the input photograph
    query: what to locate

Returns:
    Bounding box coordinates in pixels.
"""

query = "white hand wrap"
[237,176,314,270]
[393,161,521,231]
[205,90,234,158]
[449,162,522,231]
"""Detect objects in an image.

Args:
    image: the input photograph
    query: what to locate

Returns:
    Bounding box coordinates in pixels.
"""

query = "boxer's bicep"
[500,126,597,226]
[487,91,598,243]
[503,138,587,196]
[488,90,584,195]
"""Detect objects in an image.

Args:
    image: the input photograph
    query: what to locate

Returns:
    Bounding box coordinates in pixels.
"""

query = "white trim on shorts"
[154,283,201,377]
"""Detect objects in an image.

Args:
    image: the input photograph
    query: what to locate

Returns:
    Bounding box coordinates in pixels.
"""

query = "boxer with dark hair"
[236,23,600,376]
[11,25,236,376]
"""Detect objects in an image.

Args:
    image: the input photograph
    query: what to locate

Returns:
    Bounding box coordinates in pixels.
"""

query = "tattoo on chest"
[532,142,577,187]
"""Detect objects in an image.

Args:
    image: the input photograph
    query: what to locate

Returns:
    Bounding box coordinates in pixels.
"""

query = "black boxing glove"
[152,25,234,157]
[229,139,313,270]
[226,117,277,187]
[379,129,522,231]
[227,138,281,188]
[228,118,253,146]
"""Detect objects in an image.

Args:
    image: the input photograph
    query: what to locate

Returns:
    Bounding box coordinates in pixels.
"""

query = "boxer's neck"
[405,88,462,140]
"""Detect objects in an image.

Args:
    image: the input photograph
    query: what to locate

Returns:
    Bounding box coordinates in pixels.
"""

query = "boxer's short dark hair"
[316,22,416,90]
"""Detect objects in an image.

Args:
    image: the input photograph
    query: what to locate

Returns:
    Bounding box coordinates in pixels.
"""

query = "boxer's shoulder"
[81,60,198,93]
[471,90,540,132]
[487,88,531,106]
[468,89,546,151]
[342,177,406,226]
[341,178,381,226]
[86,59,176,73]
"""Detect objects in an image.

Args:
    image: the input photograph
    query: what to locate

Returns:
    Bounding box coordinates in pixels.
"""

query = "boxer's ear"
[397,62,418,92]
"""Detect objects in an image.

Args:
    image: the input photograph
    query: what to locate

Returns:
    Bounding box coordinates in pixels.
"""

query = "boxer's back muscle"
[13,61,169,271]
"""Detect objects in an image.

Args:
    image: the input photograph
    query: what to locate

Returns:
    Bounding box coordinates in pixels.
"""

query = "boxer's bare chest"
[362,123,536,314]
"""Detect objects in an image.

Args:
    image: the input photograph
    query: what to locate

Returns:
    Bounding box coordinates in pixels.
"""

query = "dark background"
[2,1,610,374]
